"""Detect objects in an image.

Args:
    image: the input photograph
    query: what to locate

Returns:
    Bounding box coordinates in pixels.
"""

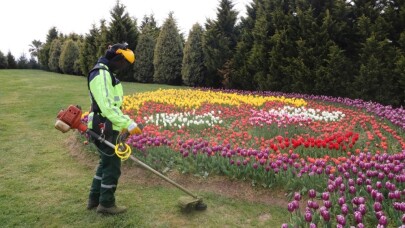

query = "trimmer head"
[178,196,207,212]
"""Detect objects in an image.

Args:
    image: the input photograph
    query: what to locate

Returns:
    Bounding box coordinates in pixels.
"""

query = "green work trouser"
[88,123,121,207]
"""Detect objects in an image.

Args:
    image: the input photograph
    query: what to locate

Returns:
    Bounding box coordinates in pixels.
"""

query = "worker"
[86,42,142,214]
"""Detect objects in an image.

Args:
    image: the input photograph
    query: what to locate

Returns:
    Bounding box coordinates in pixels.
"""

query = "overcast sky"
[0,0,251,59]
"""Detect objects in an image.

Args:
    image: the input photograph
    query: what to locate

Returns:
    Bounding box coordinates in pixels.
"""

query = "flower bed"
[92,88,405,227]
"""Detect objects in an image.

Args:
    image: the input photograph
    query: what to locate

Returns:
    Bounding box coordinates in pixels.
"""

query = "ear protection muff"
[105,43,135,64]
[116,48,135,64]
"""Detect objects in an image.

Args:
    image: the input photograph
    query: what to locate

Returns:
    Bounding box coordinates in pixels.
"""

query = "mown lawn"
[0,70,289,227]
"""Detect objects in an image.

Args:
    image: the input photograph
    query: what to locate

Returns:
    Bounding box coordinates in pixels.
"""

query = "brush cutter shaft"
[128,155,198,199]
[89,129,199,199]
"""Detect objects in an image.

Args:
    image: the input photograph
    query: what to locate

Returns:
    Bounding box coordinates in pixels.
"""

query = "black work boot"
[96,204,127,215]
[87,199,99,210]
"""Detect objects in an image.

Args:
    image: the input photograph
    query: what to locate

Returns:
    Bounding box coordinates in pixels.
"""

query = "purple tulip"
[358,197,365,204]
[357,223,365,228]
[292,200,299,210]
[349,186,356,194]
[312,201,319,210]
[358,204,367,215]
[354,211,363,223]
[375,211,384,220]
[307,200,314,209]
[308,189,316,198]
[352,196,359,205]
[252,163,258,169]
[340,183,346,192]
[287,202,295,212]
[371,189,378,199]
[388,192,395,199]
[341,204,349,215]
[394,190,401,199]
[321,209,330,222]
[309,223,317,228]
[324,200,332,209]
[385,181,394,191]
[294,192,301,201]
[376,192,384,202]
[336,214,346,225]
[327,184,335,192]
[243,160,248,166]
[335,176,343,185]
[374,202,383,212]
[281,224,288,228]
[379,215,387,226]
[393,202,401,211]
[322,192,329,200]
[305,211,312,222]
[338,196,346,206]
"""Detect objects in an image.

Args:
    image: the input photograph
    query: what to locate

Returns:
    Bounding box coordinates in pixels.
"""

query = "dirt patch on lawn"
[65,135,290,208]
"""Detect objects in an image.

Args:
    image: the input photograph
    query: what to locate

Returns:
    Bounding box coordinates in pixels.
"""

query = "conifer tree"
[153,12,183,85]
[7,51,17,69]
[266,0,296,92]
[17,53,28,69]
[230,0,260,90]
[80,24,101,75]
[17,54,29,69]
[48,39,62,73]
[96,20,109,58]
[249,0,276,90]
[182,23,206,86]
[0,51,8,69]
[59,39,80,75]
[134,15,160,83]
[27,57,40,69]
[203,0,238,88]
[107,0,139,81]
[38,27,58,70]
[313,10,348,95]
[396,32,405,106]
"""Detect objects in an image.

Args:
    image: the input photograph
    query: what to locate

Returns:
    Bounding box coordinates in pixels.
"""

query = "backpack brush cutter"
[54,105,207,211]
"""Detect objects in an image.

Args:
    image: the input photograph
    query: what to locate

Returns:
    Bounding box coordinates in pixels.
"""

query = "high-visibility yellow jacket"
[87,58,132,131]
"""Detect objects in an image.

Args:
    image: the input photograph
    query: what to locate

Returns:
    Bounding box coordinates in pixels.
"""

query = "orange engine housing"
[56,105,88,133]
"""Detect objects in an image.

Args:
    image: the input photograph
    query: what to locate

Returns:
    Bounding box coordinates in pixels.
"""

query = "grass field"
[0,70,289,227]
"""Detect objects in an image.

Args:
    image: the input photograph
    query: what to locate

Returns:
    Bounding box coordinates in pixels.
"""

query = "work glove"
[118,121,144,146]
[127,121,144,135]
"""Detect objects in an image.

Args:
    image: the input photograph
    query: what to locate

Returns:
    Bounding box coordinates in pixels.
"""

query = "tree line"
[1,0,404,106]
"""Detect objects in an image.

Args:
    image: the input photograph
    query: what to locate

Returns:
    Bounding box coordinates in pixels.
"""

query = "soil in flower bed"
[65,135,290,208]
